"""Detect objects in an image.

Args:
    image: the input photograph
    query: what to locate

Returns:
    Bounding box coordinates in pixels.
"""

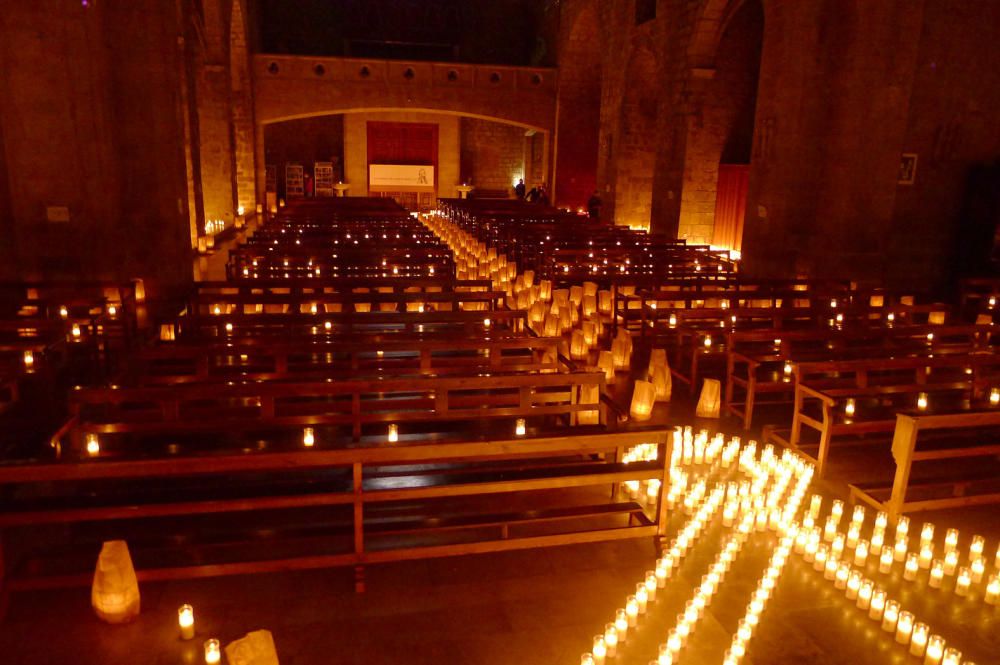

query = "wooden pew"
[64,370,610,446]
[770,353,1000,475]
[849,410,1000,518]
[0,430,670,596]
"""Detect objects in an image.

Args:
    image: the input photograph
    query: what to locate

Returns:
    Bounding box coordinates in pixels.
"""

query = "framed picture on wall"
[898,153,918,185]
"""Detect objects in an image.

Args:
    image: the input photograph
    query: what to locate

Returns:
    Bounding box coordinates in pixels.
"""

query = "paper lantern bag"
[226,630,280,665]
[696,379,722,418]
[91,540,141,624]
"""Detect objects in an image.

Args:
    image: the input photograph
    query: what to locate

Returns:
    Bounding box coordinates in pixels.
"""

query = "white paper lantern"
[225,630,280,665]
[91,540,140,624]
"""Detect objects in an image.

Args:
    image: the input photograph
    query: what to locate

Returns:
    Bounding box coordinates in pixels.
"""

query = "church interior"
[1,1,1000,663]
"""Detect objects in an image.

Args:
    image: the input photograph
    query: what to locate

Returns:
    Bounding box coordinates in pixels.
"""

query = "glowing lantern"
[303,427,315,447]
[578,384,601,425]
[23,350,34,368]
[582,295,597,317]
[569,286,584,306]
[597,351,615,384]
[515,418,526,436]
[598,290,612,314]
[630,381,656,420]
[91,540,140,624]
[224,629,280,665]
[611,339,631,370]
[178,605,195,640]
[86,433,100,457]
[388,424,399,443]
[695,379,721,418]
[159,324,176,341]
[570,330,589,360]
[650,365,672,402]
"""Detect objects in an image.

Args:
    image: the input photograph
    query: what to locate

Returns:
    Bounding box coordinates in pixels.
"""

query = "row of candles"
[803,497,1000,604]
[582,436,814,663]
[795,500,981,664]
[171,604,223,663]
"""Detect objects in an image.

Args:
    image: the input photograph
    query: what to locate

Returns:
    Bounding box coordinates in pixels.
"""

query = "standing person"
[526,185,539,203]
[304,172,314,197]
[514,178,526,199]
[538,183,550,207]
[587,190,602,220]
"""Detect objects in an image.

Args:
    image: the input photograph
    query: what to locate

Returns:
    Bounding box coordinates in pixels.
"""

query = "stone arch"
[614,45,659,229]
[677,0,763,248]
[553,0,602,209]
[229,0,256,213]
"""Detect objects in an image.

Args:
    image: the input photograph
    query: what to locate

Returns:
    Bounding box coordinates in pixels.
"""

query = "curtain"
[712,164,750,253]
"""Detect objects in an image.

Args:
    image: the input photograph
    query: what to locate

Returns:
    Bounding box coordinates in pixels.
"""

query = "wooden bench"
[849,410,1000,518]
[770,354,1000,475]
[130,335,566,384]
[725,324,998,429]
[63,370,610,447]
[0,430,670,598]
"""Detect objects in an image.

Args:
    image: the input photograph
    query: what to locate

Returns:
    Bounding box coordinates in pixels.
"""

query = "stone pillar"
[196,64,237,227]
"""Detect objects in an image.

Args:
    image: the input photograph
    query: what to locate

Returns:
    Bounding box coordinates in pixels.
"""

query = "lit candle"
[919,543,934,569]
[809,494,822,519]
[895,610,914,644]
[592,636,606,665]
[941,648,961,665]
[847,523,861,549]
[971,556,985,584]
[943,550,958,575]
[929,560,944,588]
[896,516,910,540]
[636,584,649,613]
[615,609,628,640]
[59,306,68,318]
[871,527,885,550]
[178,604,195,640]
[204,639,221,664]
[955,567,971,596]
[970,534,985,560]
[824,556,838,580]
[854,539,870,567]
[388,424,399,443]
[845,398,856,416]
[988,575,1000,605]
[904,553,919,581]
[832,533,845,559]
[868,588,886,620]
[831,500,844,523]
[71,323,82,338]
[302,427,315,447]
[835,562,850,589]
[881,600,899,631]
[944,528,959,553]
[991,388,1000,405]
[924,635,944,665]
[581,655,594,665]
[23,350,34,368]
[858,580,874,610]
[814,544,828,571]
[910,622,929,656]
[876,511,888,531]
[86,433,100,457]
[626,596,639,627]
[515,418,526,436]
[846,571,862,600]
[604,624,618,658]
[879,546,894,573]
[894,536,909,562]
[917,392,928,410]
[920,522,935,548]
[483,318,491,329]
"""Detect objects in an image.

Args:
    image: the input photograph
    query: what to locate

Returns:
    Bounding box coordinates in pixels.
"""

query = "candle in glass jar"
[604,624,618,658]
[857,580,874,610]
[809,494,822,519]
[943,550,958,575]
[929,560,944,588]
[178,605,195,640]
[941,648,962,665]
[910,623,929,657]
[904,553,919,581]
[986,575,1000,605]
[832,534,845,559]
[868,588,886,620]
[894,536,909,562]
[920,522,935,548]
[919,543,934,569]
[895,611,914,644]
[854,539,870,566]
[955,567,971,596]
[971,557,985,584]
[831,500,844,524]
[944,528,959,553]
[896,516,910,540]
[970,534,985,560]
[835,562,850,589]
[814,545,828,571]
[847,523,861,549]
[846,571,862,600]
[881,600,899,631]
[204,639,221,664]
[592,636,606,665]
[871,527,885,550]
[880,546,894,573]
[924,635,944,665]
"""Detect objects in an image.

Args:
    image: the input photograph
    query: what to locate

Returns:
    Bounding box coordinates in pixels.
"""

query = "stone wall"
[0,0,192,296]
[459,118,525,196]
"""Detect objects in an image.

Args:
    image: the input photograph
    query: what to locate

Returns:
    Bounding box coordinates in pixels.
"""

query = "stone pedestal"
[334,182,350,197]
[456,185,474,199]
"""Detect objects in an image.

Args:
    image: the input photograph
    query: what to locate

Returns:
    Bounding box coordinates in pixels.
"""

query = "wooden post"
[887,414,919,520]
